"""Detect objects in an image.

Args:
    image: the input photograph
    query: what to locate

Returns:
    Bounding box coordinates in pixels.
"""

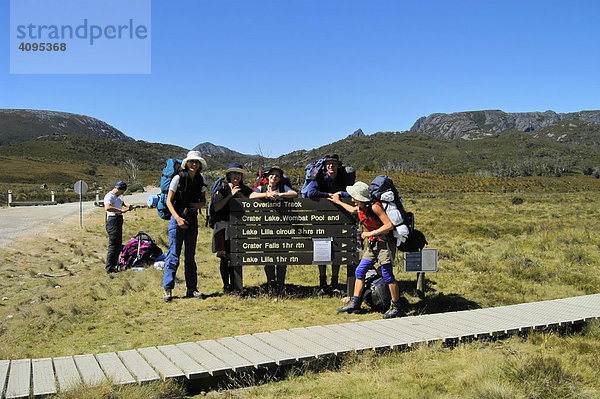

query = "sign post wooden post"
[229,198,358,292]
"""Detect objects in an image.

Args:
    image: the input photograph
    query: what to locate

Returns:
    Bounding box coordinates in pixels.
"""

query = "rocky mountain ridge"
[410,110,600,140]
[0,109,132,146]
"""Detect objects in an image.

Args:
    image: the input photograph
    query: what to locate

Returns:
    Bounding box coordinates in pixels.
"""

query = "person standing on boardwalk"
[104,180,133,274]
[162,151,207,302]
[330,181,406,319]
[211,162,253,292]
[250,166,298,293]
[303,154,354,295]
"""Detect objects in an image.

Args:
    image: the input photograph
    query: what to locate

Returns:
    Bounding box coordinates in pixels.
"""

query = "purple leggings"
[355,258,396,284]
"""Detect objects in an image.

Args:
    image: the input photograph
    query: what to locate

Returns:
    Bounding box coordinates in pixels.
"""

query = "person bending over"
[330,181,406,319]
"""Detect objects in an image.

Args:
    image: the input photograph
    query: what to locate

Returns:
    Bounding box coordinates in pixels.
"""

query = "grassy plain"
[0,173,599,398]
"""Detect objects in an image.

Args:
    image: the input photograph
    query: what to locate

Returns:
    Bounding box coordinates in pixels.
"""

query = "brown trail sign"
[230,238,356,253]
[229,198,358,291]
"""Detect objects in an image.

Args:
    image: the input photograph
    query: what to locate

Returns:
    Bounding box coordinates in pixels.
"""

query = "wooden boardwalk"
[1,294,599,398]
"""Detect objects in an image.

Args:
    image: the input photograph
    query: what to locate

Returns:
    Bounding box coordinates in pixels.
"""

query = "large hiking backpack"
[368,175,427,252]
[361,272,391,313]
[253,167,293,192]
[300,157,326,197]
[157,158,182,220]
[205,177,227,228]
[118,231,163,270]
[300,158,354,197]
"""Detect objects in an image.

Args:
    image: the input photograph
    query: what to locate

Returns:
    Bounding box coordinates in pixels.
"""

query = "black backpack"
[361,273,391,313]
[398,229,428,252]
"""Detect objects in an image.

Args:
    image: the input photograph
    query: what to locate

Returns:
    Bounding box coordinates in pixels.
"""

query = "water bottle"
[356,226,363,251]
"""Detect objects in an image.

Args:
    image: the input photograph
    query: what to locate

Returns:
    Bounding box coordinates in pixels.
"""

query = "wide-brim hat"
[346,181,371,202]
[267,165,284,176]
[323,154,341,164]
[182,150,207,170]
[226,162,247,177]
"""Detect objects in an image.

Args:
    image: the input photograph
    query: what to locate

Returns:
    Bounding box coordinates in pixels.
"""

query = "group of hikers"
[104,150,408,319]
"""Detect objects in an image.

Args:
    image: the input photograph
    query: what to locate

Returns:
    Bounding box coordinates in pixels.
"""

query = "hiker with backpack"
[104,180,134,274]
[250,166,298,293]
[210,162,253,293]
[330,181,406,319]
[162,150,208,302]
[303,154,354,296]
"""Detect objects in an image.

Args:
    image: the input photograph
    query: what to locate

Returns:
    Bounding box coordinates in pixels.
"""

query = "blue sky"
[2,0,600,157]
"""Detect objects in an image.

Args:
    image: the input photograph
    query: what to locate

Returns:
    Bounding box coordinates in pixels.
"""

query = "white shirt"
[104,191,124,217]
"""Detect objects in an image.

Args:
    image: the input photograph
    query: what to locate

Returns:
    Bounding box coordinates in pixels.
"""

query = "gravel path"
[0,187,159,249]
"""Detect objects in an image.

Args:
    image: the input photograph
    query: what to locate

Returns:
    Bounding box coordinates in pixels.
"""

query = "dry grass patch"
[0,184,599,397]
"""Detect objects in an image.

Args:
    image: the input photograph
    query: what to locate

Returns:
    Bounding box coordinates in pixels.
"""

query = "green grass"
[1,176,599,397]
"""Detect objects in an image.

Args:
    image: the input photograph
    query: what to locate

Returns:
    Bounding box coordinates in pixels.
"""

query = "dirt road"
[0,188,159,248]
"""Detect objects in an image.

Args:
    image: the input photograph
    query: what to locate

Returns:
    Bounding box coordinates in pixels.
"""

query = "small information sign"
[404,248,438,273]
[312,237,333,264]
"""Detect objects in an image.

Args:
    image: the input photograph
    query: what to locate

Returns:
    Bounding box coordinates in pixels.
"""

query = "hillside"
[0,109,132,145]
[2,108,600,185]
[274,111,600,177]
[0,133,269,191]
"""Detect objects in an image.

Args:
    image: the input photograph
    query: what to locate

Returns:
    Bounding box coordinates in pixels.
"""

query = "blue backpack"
[300,157,326,197]
[205,177,227,228]
[157,158,182,220]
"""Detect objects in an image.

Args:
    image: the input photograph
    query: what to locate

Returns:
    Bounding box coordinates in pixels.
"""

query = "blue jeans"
[162,216,198,291]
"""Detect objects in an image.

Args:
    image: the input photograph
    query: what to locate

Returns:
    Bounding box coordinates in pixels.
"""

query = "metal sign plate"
[74,180,88,195]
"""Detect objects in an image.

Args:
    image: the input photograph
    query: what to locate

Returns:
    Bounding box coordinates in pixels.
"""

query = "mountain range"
[410,110,600,141]
[1,108,599,185]
[0,109,132,146]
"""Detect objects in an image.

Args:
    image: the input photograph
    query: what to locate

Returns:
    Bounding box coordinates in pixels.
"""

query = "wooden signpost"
[229,198,359,291]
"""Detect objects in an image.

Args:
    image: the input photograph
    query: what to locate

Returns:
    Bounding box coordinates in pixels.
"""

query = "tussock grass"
[215,323,600,399]
[0,177,599,397]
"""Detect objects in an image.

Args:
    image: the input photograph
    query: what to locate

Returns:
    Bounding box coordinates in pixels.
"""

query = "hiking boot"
[337,296,362,313]
[276,284,287,297]
[163,289,172,303]
[186,290,204,299]
[317,285,333,297]
[382,302,406,319]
